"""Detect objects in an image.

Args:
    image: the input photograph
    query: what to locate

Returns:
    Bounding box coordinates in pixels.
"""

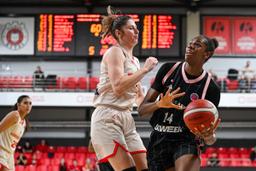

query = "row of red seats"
[16,152,96,162]
[0,76,33,88]
[201,155,256,167]
[0,76,99,90]
[205,147,254,155]
[15,165,67,171]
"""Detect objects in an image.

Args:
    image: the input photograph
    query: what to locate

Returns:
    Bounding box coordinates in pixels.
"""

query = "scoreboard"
[0,14,181,57]
[35,13,180,57]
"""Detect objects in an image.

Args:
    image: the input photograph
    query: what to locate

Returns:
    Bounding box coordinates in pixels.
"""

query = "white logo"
[1,21,28,50]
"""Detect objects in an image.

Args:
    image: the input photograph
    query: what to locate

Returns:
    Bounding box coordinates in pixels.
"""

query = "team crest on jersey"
[1,21,28,50]
[190,93,199,101]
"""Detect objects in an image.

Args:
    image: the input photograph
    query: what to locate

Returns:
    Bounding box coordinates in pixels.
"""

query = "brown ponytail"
[101,6,131,40]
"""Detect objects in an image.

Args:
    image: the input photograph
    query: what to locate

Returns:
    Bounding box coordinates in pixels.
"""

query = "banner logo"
[1,21,28,50]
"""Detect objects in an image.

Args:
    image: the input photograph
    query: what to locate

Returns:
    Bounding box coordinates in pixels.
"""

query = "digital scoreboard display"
[36,14,75,56]
[35,14,180,57]
[141,15,179,56]
[75,14,140,57]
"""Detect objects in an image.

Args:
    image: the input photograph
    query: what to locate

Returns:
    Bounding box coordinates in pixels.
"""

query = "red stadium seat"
[230,153,240,159]
[66,146,77,153]
[252,160,256,167]
[37,165,48,171]
[217,147,228,154]
[25,165,37,171]
[75,152,86,159]
[218,153,229,159]
[241,159,252,167]
[23,76,33,88]
[77,77,88,90]
[48,165,59,171]
[23,152,32,160]
[219,159,231,167]
[10,76,23,88]
[89,77,99,90]
[16,165,25,171]
[239,147,250,154]
[77,146,88,153]
[51,158,61,166]
[77,157,85,166]
[66,77,78,89]
[230,160,242,167]
[205,147,216,154]
[56,146,66,153]
[64,152,75,160]
[200,153,208,167]
[39,158,51,165]
[54,152,64,159]
[228,147,239,154]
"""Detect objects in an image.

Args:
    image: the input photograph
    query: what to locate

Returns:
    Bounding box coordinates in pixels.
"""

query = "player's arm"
[106,47,157,97]
[0,111,19,132]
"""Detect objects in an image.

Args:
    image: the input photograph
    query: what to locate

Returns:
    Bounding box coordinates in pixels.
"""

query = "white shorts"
[90,106,146,162]
[0,148,14,170]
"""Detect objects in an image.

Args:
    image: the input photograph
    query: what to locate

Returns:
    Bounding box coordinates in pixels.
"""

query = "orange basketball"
[183,99,218,133]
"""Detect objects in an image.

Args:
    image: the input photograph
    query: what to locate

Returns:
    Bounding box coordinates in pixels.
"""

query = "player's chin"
[185,54,194,63]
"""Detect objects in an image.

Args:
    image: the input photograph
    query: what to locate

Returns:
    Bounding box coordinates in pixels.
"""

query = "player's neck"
[18,111,27,120]
[118,44,133,57]
[184,63,203,76]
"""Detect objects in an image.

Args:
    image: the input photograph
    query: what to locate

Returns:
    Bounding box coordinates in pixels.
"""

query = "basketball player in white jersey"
[91,6,158,171]
[0,95,32,171]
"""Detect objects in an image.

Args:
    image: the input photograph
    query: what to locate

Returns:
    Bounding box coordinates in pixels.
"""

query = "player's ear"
[115,29,121,39]
[204,51,212,60]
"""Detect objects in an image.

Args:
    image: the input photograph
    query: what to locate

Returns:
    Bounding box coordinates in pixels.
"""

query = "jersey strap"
[201,72,212,99]
[162,62,182,85]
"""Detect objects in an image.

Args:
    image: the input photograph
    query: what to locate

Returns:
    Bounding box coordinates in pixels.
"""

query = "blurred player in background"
[0,95,32,171]
[90,6,158,171]
[138,35,221,171]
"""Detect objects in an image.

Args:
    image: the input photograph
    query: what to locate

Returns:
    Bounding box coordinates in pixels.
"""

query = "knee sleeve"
[122,166,136,171]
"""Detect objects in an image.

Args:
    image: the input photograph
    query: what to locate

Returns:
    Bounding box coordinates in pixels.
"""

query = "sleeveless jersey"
[93,47,140,110]
[0,113,26,154]
[150,62,220,140]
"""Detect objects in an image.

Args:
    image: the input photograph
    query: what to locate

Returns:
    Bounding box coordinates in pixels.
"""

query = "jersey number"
[163,113,173,124]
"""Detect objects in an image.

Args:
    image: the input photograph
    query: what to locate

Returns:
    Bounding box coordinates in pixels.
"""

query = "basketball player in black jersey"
[138,35,221,171]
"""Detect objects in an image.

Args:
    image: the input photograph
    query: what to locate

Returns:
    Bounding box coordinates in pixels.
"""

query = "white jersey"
[93,47,140,110]
[0,113,26,154]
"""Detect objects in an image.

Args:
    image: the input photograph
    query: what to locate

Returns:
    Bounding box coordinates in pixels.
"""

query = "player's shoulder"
[6,111,20,122]
[209,78,220,92]
[103,46,125,61]
[158,61,181,73]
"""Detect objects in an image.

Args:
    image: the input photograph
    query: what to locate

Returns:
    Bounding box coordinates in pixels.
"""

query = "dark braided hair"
[101,6,132,41]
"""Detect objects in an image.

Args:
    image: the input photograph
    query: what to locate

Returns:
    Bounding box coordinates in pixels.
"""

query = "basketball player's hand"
[142,57,158,72]
[156,87,185,110]
[191,118,221,145]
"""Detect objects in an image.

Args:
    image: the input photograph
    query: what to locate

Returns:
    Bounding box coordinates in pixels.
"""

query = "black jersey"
[150,62,220,140]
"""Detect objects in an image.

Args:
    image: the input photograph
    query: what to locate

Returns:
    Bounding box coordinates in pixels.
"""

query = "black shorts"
[98,162,114,171]
[147,132,200,171]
